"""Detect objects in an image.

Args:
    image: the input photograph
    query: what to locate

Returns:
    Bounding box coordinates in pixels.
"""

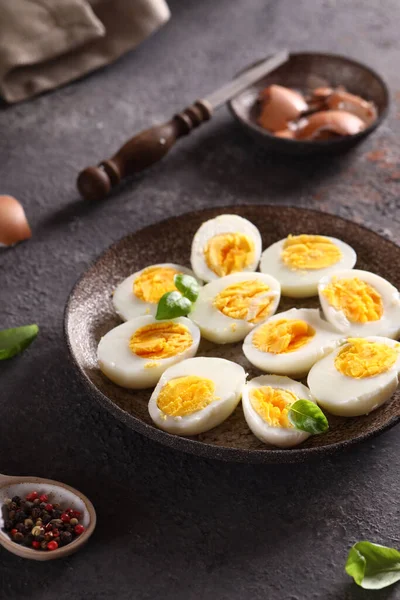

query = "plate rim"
[64,204,400,463]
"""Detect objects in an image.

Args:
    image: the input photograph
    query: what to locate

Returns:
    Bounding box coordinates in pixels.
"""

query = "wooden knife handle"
[77,99,212,201]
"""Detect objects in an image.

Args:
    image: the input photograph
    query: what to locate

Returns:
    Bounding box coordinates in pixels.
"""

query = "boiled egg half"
[97,316,200,389]
[148,357,246,435]
[242,375,316,448]
[190,214,262,282]
[308,336,400,416]
[260,234,357,297]
[243,307,343,378]
[318,269,400,339]
[190,272,281,343]
[113,263,200,321]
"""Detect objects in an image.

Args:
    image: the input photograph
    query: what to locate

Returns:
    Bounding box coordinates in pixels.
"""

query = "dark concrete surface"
[1,0,400,598]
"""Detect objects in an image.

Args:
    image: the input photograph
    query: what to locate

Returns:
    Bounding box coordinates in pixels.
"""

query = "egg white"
[112,263,200,322]
[190,214,262,283]
[97,316,200,389]
[243,307,343,378]
[190,272,281,344]
[318,269,400,339]
[242,375,315,448]
[260,235,357,298]
[307,336,400,417]
[148,357,246,435]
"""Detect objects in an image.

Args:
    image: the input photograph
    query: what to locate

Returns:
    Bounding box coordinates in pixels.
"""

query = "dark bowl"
[65,205,400,464]
[228,52,389,155]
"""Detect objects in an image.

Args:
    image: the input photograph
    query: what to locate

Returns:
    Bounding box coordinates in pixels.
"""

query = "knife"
[77,50,288,201]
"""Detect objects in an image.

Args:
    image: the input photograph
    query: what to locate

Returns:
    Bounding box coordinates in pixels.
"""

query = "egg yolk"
[322,277,383,323]
[282,234,342,270]
[335,338,399,378]
[252,319,315,354]
[204,233,255,277]
[129,322,192,359]
[214,280,272,324]
[250,386,297,428]
[133,266,179,303]
[157,375,216,417]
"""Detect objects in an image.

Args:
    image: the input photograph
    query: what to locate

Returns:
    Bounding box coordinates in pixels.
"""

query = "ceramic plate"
[65,206,400,463]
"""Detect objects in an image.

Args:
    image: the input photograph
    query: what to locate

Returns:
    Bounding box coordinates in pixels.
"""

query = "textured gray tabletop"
[1,1,400,598]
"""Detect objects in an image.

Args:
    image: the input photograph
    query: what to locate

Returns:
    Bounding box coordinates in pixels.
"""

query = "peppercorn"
[74,525,85,535]
[44,533,53,542]
[51,519,63,527]
[52,509,62,519]
[13,532,24,543]
[39,494,48,503]
[35,519,43,526]
[32,541,40,549]
[47,540,58,551]
[24,501,33,512]
[69,518,79,526]
[26,491,38,502]
[33,498,40,506]
[60,513,70,523]
[3,519,12,531]
[39,502,47,510]
[36,534,45,543]
[10,528,18,536]
[42,513,52,524]
[8,510,16,520]
[59,531,72,545]
[40,540,48,550]
[12,496,21,504]
[24,518,33,528]
[14,510,26,522]
[53,503,60,509]
[31,526,43,537]
[15,523,25,533]
[31,507,41,519]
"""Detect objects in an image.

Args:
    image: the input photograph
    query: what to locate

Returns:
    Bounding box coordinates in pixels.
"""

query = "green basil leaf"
[288,399,329,434]
[0,324,39,360]
[174,274,200,302]
[155,291,192,320]
[345,541,400,589]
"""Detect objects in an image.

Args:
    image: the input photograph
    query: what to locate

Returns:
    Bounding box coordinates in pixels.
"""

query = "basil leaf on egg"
[0,324,39,360]
[174,274,200,302]
[156,291,192,320]
[345,541,400,589]
[288,399,329,434]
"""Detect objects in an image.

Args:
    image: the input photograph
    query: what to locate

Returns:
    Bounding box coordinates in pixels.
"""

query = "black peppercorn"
[33,498,40,506]
[31,508,41,520]
[3,520,12,531]
[14,510,26,522]
[11,496,20,504]
[9,502,17,511]
[39,502,46,509]
[15,523,25,533]
[24,501,33,512]
[40,540,48,550]
[36,534,45,543]
[13,532,24,543]
[59,531,72,545]
[52,509,62,519]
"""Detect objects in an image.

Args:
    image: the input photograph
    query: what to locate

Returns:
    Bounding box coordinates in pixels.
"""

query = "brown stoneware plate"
[65,206,400,463]
[229,52,389,155]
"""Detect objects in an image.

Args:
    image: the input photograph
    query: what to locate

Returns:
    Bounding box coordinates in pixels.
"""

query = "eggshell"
[295,110,366,140]
[0,195,31,246]
[258,85,308,132]
[326,90,377,125]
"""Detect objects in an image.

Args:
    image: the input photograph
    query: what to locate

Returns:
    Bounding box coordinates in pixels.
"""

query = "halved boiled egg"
[97,316,200,389]
[243,308,343,378]
[190,214,262,282]
[308,336,400,416]
[190,272,281,343]
[113,263,200,321]
[148,357,246,435]
[318,269,400,339]
[260,234,357,297]
[242,375,316,448]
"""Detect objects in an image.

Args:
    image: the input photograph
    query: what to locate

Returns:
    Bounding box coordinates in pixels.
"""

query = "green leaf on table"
[0,324,39,360]
[155,291,192,320]
[174,274,200,302]
[288,399,329,434]
[345,541,400,589]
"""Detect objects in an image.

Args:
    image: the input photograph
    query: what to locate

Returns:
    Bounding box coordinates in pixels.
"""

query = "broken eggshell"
[326,90,377,125]
[258,84,308,132]
[295,110,366,141]
[0,195,32,246]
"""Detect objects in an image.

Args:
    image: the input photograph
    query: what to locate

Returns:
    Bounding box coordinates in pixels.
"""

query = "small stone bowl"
[0,474,96,561]
[229,52,389,155]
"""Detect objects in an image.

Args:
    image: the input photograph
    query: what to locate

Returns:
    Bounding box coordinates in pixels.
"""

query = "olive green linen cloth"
[0,0,170,103]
